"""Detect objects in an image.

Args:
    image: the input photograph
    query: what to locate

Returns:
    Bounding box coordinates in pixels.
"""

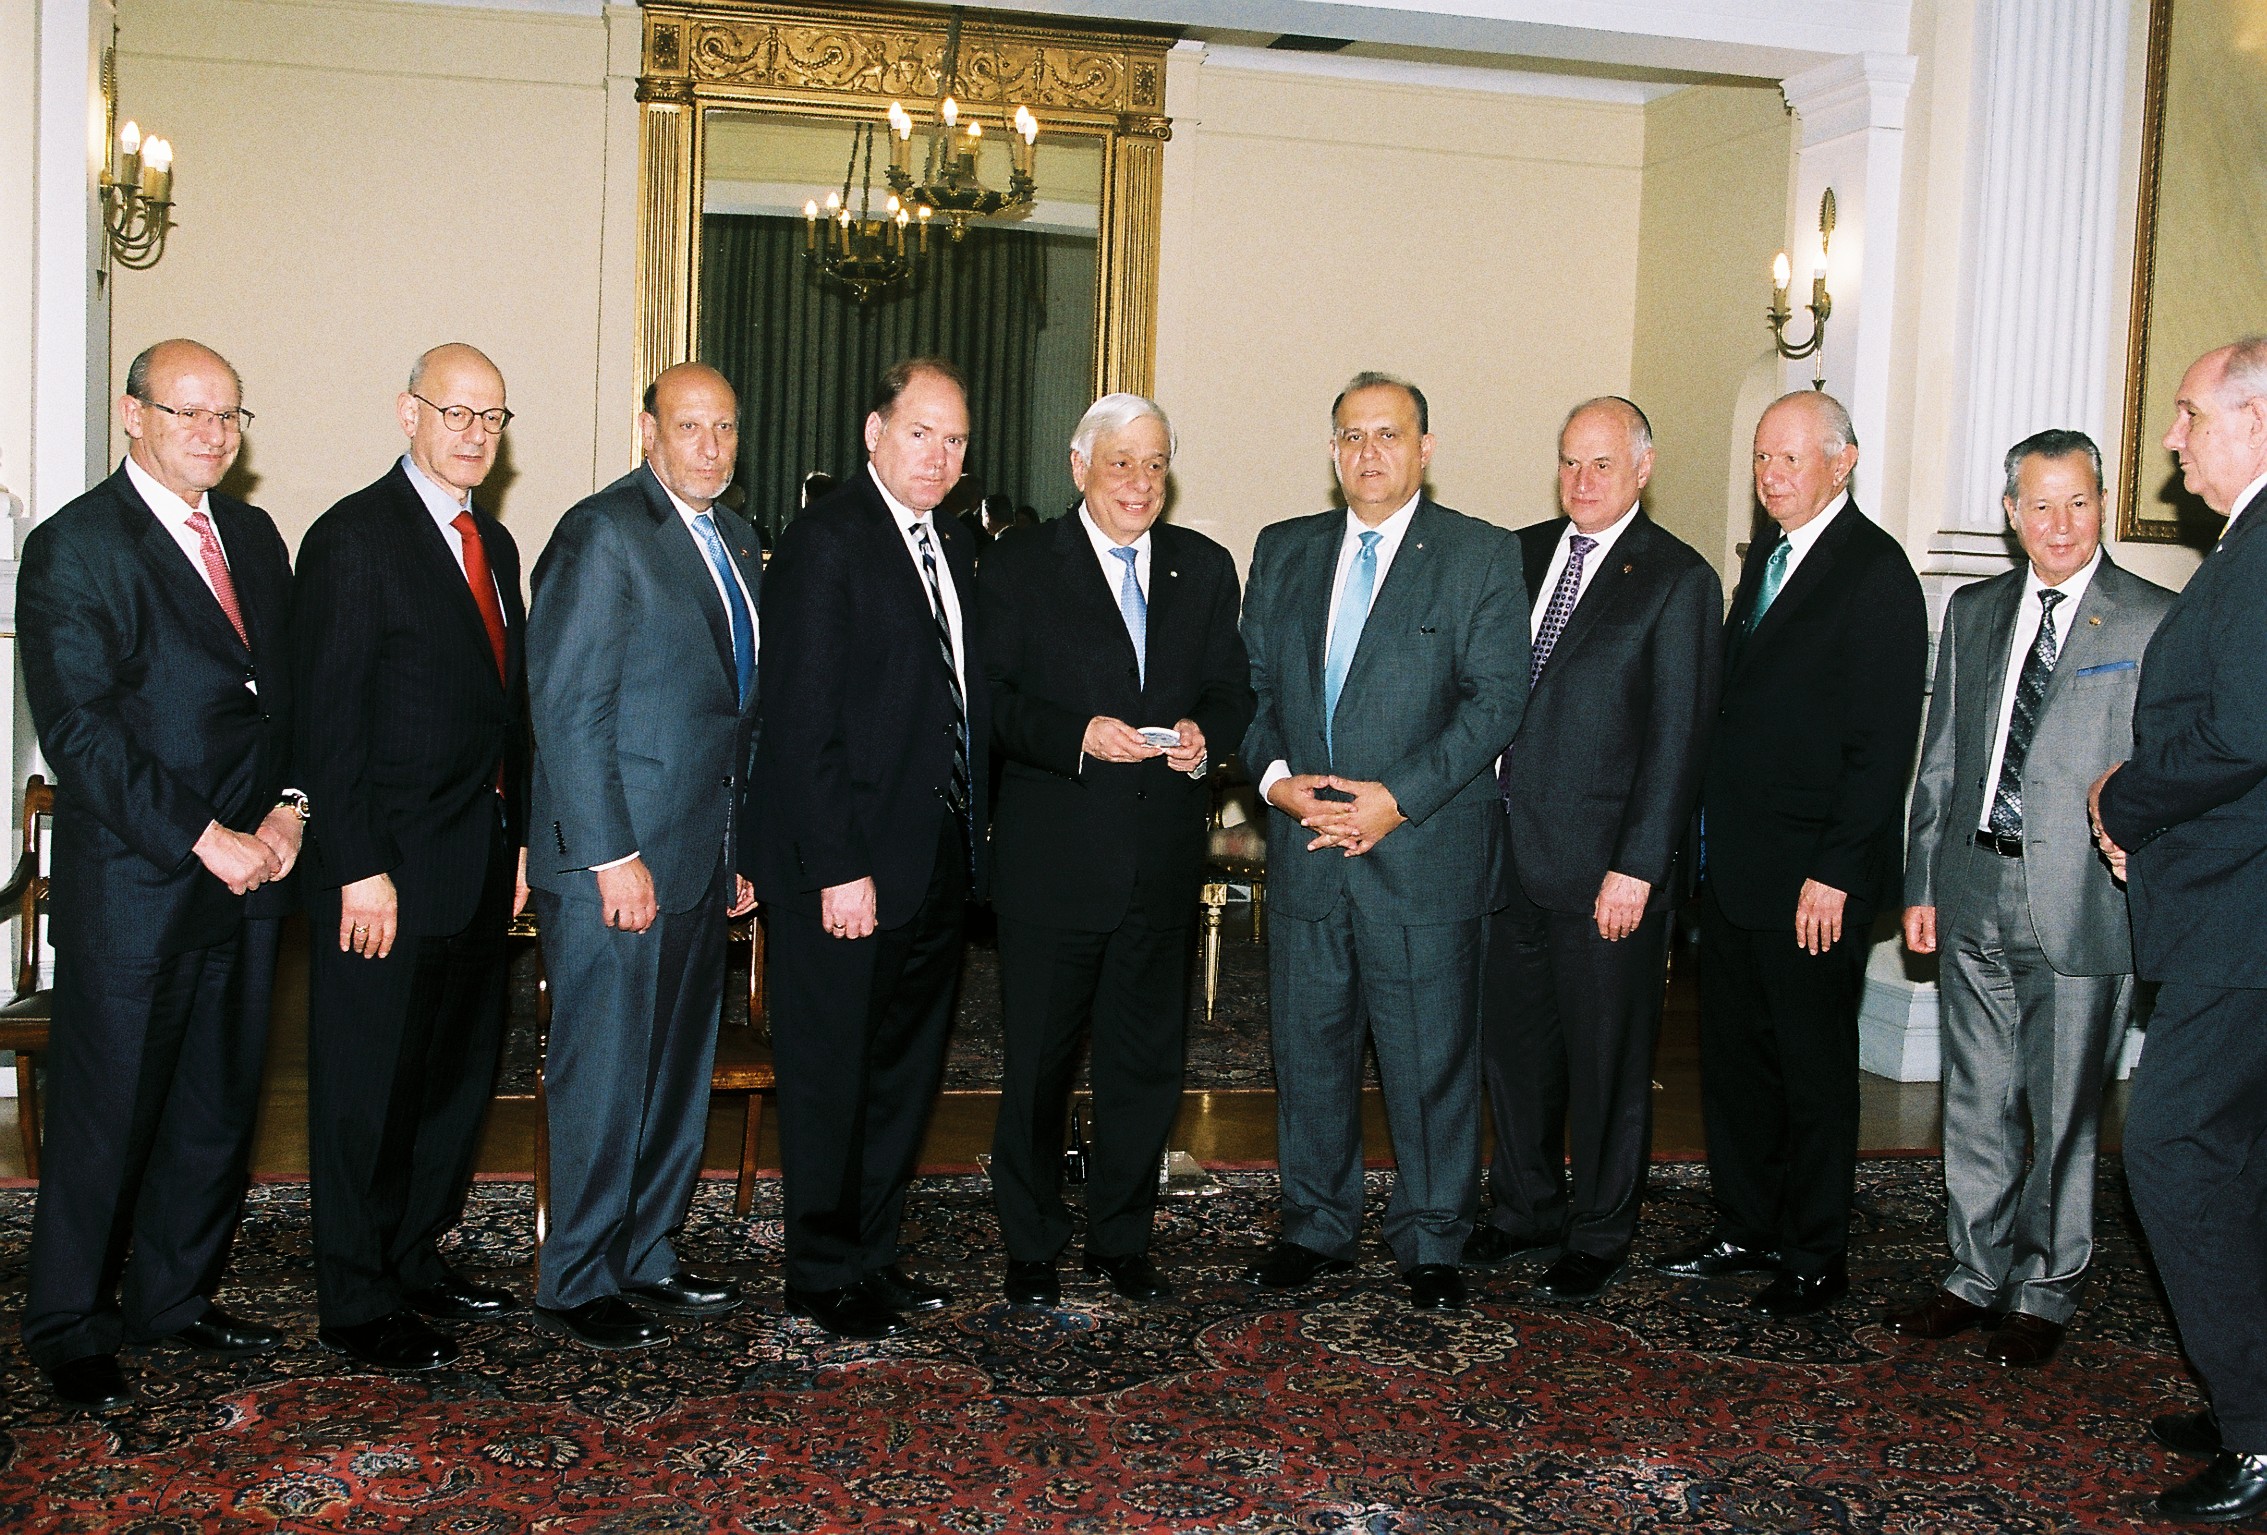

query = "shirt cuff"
[1256,760,1291,800]
[591,851,640,872]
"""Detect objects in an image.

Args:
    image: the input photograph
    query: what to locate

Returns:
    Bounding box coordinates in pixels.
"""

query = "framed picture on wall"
[2119,0,2267,544]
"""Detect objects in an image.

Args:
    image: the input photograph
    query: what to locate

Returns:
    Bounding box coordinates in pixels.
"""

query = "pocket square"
[2074,660,2137,677]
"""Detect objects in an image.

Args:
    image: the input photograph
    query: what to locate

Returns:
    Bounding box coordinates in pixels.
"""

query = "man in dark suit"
[1661,389,1927,1317]
[526,362,761,1349]
[1474,397,1720,1301]
[2091,337,2267,1523]
[1892,429,2171,1368]
[977,393,1254,1307]
[748,356,990,1340]
[292,343,532,1371]
[17,339,299,1410]
[1238,372,1528,1312]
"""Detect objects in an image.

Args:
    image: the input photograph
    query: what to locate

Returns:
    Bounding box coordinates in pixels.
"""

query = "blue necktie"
[692,511,755,708]
[1111,544,1146,686]
[1322,530,1382,759]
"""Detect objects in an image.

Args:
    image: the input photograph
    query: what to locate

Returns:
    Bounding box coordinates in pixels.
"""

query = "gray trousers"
[1271,899,1483,1269]
[1936,846,2125,1324]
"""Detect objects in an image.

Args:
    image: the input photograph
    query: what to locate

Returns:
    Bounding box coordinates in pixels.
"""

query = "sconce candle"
[141,136,172,203]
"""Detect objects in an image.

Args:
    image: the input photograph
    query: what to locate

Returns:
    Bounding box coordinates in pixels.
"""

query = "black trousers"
[769,821,967,1292]
[1695,883,1865,1273]
[991,894,1189,1262]
[2124,982,2267,1453]
[1479,872,1670,1260]
[306,826,512,1327]
[533,859,729,1310]
[22,917,278,1367]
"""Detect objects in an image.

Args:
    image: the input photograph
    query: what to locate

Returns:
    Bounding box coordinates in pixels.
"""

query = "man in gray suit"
[1239,371,1528,1311]
[525,362,762,1349]
[1892,428,2172,1366]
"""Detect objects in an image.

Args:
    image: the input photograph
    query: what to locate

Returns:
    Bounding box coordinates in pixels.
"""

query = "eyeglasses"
[412,394,514,433]
[140,399,255,431]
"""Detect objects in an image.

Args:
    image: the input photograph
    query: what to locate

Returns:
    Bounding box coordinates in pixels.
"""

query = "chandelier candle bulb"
[142,136,171,202]
[802,200,819,251]
[941,96,958,128]
[116,120,141,186]
[1771,250,1791,313]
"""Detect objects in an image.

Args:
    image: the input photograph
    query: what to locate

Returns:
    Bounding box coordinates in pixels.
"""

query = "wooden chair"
[0,776,55,1179]
[1199,766,1268,1022]
[528,908,774,1248]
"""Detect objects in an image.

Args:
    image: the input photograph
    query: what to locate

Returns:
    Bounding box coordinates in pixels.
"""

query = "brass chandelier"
[801,123,928,304]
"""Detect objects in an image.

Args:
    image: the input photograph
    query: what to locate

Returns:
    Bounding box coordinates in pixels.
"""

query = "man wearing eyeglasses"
[17,338,300,1412]
[290,343,531,1372]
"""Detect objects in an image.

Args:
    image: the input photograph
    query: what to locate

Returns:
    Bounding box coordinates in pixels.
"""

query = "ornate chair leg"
[736,1093,763,1216]
[1250,880,1267,944]
[1201,881,1227,1022]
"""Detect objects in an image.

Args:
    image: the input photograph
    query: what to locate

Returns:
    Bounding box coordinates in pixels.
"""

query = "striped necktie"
[912,521,971,817]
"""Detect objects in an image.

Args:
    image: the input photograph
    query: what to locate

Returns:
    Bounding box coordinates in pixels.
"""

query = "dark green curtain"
[701,212,1047,543]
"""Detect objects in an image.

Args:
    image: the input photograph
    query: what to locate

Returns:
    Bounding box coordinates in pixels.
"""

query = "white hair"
[2220,335,2267,407]
[1071,392,1176,461]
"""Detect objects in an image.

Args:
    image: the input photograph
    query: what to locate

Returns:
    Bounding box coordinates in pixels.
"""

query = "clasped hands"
[193,805,303,898]
[2087,762,2129,882]
[1268,773,1404,857]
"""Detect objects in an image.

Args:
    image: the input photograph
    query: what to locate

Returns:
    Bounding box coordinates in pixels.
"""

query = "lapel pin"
[2088,615,2101,625]
[1623,563,1633,574]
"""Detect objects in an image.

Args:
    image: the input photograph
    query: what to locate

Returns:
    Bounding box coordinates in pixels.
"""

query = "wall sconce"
[96,42,174,274]
[1769,188,1835,387]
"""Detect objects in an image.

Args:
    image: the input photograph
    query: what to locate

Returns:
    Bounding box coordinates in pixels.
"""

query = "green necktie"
[1746,537,1792,632]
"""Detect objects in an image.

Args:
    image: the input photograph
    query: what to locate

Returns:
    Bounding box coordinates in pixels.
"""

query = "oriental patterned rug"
[0,1159,2199,1533]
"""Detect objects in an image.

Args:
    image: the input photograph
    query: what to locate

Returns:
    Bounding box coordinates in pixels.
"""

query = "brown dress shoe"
[1884,1289,1997,1340]
[1983,1311,2064,1366]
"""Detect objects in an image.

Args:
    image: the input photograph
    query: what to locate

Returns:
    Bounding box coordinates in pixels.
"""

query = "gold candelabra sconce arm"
[96,43,176,278]
[1769,188,1835,387]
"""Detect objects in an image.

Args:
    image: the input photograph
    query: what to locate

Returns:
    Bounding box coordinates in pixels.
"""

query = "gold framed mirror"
[635,1,1172,533]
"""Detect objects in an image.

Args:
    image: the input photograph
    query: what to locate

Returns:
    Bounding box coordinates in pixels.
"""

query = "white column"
[1854,0,2134,1083]
[1779,53,1916,521]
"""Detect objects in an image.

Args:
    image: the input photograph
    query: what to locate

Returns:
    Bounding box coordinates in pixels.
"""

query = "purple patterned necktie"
[1498,532,1597,802]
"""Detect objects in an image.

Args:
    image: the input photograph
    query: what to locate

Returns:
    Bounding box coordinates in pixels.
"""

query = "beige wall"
[1629,84,1792,584]
[1153,51,1647,564]
[112,0,614,571]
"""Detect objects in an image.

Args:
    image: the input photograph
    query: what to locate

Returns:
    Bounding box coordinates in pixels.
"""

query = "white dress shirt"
[2226,468,2267,537]
[1530,500,1640,636]
[871,463,967,699]
[126,452,253,694]
[1977,547,2103,832]
[400,454,513,617]
[1257,491,1423,798]
[1079,503,1149,602]
[1763,489,1847,589]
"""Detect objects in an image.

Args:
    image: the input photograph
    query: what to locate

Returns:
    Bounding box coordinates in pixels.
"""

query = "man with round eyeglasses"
[290,343,532,1373]
[18,338,301,1412]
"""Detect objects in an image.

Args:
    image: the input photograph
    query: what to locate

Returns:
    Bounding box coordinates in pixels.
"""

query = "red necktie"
[452,511,508,683]
[185,508,247,646]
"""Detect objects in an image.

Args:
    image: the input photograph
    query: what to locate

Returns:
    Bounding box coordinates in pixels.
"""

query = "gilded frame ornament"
[634,0,1174,405]
[2118,0,2179,544]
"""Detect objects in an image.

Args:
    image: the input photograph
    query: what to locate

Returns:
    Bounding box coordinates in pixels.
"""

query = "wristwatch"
[276,788,312,823]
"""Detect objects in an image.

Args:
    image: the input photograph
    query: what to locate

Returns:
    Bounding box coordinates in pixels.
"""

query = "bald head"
[2164,338,2267,514]
[120,339,246,505]
[398,343,508,500]
[640,363,739,509]
[1753,389,1859,532]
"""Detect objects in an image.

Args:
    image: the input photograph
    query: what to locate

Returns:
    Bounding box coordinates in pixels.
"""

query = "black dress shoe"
[624,1271,744,1317]
[1460,1225,1558,1269]
[861,1264,949,1314]
[48,1354,132,1413]
[405,1269,520,1321]
[1403,1264,1467,1311]
[1533,1251,1625,1302]
[1246,1242,1356,1291]
[1884,1288,1998,1340]
[1751,1256,1849,1318]
[1004,1260,1060,1307]
[2156,1451,2267,1523]
[164,1305,282,1355]
[532,1296,663,1351]
[1084,1252,1173,1303]
[1656,1237,1783,1278]
[2155,1407,2226,1459]
[787,1284,906,1340]
[1982,1311,2063,1367]
[319,1310,462,1371]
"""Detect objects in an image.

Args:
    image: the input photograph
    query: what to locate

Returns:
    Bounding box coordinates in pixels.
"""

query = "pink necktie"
[185,508,247,646]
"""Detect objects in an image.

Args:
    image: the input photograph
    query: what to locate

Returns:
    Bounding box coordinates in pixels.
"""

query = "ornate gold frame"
[634,0,1173,405]
[2117,0,2178,543]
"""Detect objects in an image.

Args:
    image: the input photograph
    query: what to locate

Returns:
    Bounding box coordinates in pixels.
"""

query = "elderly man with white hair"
[975,393,1254,1307]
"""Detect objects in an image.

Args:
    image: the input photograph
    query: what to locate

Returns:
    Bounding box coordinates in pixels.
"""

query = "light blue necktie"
[1321,530,1382,759]
[1746,536,1792,632]
[692,511,755,708]
[1111,544,1146,686]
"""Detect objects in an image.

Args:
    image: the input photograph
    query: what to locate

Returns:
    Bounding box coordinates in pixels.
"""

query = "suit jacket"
[525,463,762,913]
[1906,556,2174,976]
[746,469,992,926]
[1702,499,1928,930]
[979,512,1255,930]
[291,462,530,938]
[1240,498,1529,925]
[2096,485,2267,987]
[1504,512,1722,913]
[17,463,295,957]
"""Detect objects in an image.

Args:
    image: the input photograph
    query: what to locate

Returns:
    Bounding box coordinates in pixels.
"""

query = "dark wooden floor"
[1,919,2126,1182]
